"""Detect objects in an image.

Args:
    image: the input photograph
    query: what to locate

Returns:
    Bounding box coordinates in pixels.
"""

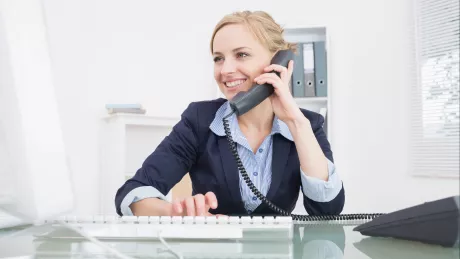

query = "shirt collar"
[209,101,293,141]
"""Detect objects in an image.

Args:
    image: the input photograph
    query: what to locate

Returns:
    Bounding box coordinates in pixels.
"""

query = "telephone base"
[354,195,460,247]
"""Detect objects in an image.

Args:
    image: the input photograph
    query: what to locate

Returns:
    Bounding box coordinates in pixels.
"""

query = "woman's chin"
[224,94,234,100]
[226,88,248,99]
[225,92,241,101]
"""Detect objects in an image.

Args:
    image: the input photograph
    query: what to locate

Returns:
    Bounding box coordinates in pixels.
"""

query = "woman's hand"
[171,192,223,216]
[254,60,304,123]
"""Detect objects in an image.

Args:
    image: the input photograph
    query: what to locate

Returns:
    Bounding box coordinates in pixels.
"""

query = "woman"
[115,11,345,217]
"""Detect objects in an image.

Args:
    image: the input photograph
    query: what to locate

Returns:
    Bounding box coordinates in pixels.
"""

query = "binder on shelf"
[303,43,316,97]
[291,43,305,97]
[313,41,328,97]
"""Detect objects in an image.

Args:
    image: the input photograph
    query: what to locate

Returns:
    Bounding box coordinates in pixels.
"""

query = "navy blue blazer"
[115,98,345,216]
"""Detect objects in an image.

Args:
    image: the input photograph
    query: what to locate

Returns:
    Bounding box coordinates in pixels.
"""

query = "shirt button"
[253,172,258,176]
[252,196,257,201]
[258,148,263,153]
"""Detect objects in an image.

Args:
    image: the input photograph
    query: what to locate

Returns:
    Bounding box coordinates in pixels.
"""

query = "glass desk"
[0,222,458,259]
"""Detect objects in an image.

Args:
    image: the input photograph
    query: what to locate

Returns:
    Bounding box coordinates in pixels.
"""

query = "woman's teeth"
[225,79,246,88]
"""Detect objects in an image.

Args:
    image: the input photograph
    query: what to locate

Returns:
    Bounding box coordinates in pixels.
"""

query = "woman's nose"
[220,59,237,75]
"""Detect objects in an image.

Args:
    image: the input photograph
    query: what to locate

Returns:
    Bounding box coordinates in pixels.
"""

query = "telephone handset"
[223,49,384,222]
[229,49,294,116]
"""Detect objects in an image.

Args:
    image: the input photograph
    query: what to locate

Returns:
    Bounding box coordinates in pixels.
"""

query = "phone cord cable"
[223,112,385,222]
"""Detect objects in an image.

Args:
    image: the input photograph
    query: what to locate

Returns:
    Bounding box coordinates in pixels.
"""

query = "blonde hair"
[210,10,296,54]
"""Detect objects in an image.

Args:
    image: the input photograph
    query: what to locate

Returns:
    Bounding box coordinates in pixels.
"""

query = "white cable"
[157,230,184,259]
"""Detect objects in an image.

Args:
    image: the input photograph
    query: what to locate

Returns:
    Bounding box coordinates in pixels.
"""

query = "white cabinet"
[99,113,179,215]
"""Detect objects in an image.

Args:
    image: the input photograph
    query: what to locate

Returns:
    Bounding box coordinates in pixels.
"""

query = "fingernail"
[212,202,217,208]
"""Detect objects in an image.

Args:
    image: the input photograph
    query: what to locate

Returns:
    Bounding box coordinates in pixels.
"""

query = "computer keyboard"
[35,215,294,241]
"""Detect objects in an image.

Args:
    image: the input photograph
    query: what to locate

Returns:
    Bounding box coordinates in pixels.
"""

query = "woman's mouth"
[225,79,247,88]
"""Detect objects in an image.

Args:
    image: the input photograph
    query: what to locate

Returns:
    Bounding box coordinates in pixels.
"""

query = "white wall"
[38,0,458,215]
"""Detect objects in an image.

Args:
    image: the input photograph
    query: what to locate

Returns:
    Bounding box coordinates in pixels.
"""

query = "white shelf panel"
[295,97,327,103]
[103,113,179,127]
[99,114,179,214]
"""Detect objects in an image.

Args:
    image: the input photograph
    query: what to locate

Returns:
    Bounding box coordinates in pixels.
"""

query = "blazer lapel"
[217,137,245,211]
[266,134,292,201]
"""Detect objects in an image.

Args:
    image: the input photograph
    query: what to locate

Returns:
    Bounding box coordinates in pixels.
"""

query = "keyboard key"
[94,216,104,223]
[206,216,217,224]
[137,216,149,224]
[241,217,252,224]
[183,216,194,225]
[252,216,263,224]
[121,216,137,223]
[217,216,229,224]
[194,216,205,224]
[229,216,240,225]
[160,216,171,224]
[171,216,182,224]
[148,216,160,224]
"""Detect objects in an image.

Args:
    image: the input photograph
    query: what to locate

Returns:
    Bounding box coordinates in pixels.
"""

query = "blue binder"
[313,41,327,97]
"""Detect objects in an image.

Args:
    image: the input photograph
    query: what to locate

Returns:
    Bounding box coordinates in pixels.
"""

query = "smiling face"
[212,23,272,100]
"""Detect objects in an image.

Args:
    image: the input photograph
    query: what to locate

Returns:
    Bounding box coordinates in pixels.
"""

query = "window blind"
[411,0,459,177]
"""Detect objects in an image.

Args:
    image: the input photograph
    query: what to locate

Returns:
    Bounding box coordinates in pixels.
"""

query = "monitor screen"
[0,1,74,228]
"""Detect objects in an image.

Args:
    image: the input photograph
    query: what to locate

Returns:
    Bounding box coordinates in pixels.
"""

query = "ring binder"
[292,43,305,97]
[313,41,328,97]
[303,42,316,97]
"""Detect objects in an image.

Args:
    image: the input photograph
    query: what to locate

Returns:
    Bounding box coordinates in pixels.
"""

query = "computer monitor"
[0,0,74,229]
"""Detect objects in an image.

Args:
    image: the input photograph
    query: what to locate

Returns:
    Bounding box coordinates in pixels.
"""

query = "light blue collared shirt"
[120,101,342,215]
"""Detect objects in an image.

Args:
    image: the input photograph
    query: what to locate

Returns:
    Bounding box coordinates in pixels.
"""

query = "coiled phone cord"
[223,112,384,222]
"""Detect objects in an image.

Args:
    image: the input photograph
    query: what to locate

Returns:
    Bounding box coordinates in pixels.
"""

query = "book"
[105,104,146,114]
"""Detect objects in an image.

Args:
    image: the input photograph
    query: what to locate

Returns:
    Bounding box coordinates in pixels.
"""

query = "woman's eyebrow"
[213,47,252,56]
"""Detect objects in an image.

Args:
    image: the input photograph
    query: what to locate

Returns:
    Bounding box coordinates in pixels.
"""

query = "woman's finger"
[264,64,287,75]
[264,60,294,84]
[264,63,290,81]
[194,194,206,216]
[255,73,282,83]
[205,191,218,209]
[172,198,183,215]
[254,75,283,89]
[184,196,196,216]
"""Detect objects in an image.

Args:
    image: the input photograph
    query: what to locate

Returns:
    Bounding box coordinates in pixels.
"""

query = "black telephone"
[228,49,294,116]
[222,49,383,222]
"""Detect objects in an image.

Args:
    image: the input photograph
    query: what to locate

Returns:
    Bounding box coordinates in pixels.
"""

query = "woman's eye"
[237,52,249,58]
[213,56,223,62]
